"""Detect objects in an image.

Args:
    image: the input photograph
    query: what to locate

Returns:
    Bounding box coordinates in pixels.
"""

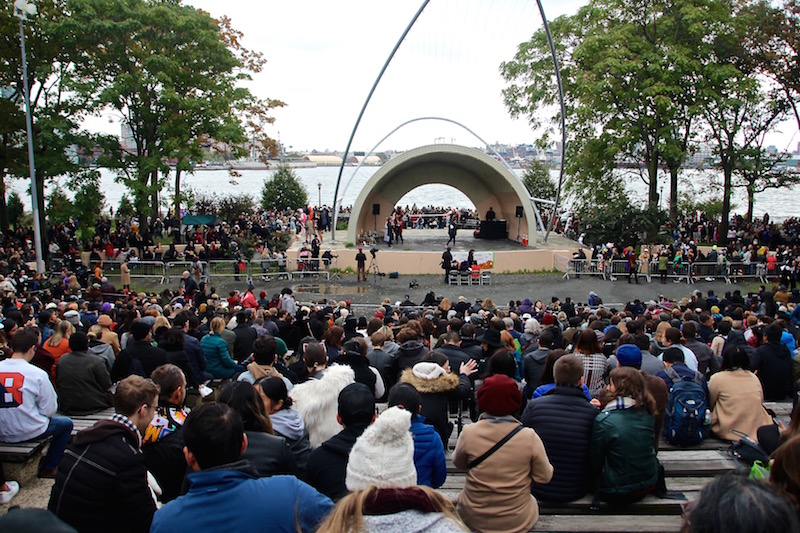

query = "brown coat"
[709,369,773,441]
[120,263,131,287]
[100,327,121,356]
[453,416,553,533]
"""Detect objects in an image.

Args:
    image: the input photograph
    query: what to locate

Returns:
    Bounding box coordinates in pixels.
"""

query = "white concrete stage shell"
[346,144,537,246]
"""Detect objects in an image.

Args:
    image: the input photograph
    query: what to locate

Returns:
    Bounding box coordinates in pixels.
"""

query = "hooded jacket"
[48,419,156,533]
[523,348,550,391]
[752,340,793,401]
[271,408,312,479]
[396,340,430,375]
[305,424,368,500]
[399,365,471,448]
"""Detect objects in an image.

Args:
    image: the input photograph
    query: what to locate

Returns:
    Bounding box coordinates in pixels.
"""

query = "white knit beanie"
[411,361,447,380]
[345,406,416,491]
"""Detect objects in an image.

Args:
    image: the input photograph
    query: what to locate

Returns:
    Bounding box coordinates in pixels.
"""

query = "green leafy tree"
[117,195,135,220]
[521,161,556,202]
[45,187,72,225]
[7,191,24,229]
[692,1,789,243]
[502,0,701,213]
[260,165,308,212]
[66,0,282,237]
[0,0,96,243]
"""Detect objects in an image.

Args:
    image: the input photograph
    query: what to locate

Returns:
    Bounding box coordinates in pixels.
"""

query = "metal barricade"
[647,260,691,284]
[557,255,605,280]
[207,260,250,284]
[689,261,730,284]
[126,261,166,283]
[165,261,206,284]
[288,258,329,280]
[606,259,652,282]
[250,259,291,282]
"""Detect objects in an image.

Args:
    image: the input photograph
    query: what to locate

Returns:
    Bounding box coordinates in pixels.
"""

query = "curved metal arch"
[332,116,547,240]
[330,0,567,243]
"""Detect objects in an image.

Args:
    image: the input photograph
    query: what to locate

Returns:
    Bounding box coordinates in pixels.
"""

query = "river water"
[10,165,800,220]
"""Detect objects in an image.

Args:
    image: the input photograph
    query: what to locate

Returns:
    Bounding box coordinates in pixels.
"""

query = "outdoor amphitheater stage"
[291,228,585,276]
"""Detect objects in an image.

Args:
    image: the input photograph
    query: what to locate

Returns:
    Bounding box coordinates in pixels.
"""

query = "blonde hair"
[654,321,671,344]
[154,316,170,331]
[210,316,225,334]
[48,320,74,347]
[439,297,451,312]
[87,324,102,340]
[316,486,466,533]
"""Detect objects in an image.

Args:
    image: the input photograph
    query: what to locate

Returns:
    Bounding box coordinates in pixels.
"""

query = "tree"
[521,161,556,202]
[7,191,24,229]
[735,145,799,222]
[501,0,702,213]
[66,0,282,237]
[692,0,789,243]
[260,165,308,212]
[0,0,96,246]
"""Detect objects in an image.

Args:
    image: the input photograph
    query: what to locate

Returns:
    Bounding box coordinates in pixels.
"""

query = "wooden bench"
[67,407,116,436]
[0,436,51,464]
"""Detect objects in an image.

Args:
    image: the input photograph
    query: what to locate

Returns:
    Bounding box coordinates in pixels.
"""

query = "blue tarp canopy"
[181,215,221,226]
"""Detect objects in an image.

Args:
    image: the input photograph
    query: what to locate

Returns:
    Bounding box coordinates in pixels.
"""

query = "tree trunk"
[150,170,159,219]
[745,184,754,224]
[174,167,182,222]
[647,156,659,209]
[0,173,8,233]
[718,162,732,246]
[669,165,679,221]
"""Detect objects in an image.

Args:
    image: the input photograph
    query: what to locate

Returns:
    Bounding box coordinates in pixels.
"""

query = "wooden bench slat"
[533,514,683,532]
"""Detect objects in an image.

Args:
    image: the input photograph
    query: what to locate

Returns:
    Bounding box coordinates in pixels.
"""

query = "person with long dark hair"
[708,345,773,441]
[218,381,296,477]
[255,376,312,479]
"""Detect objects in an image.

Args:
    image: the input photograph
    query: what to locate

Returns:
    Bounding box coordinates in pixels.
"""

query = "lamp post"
[14,0,44,274]
[317,182,321,207]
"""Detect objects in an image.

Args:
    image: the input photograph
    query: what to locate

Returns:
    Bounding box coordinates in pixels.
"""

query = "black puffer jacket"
[48,419,156,533]
[400,366,471,447]
[521,386,599,502]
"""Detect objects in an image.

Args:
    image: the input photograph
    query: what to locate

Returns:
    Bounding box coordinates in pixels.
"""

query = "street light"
[14,0,44,274]
[317,182,321,207]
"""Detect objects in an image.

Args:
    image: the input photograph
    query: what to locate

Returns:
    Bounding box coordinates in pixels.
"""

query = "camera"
[370,247,378,258]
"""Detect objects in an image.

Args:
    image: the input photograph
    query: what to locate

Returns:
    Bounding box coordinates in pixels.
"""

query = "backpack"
[663,367,708,446]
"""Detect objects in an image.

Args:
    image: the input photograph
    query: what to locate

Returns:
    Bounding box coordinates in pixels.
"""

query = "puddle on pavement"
[294,284,371,294]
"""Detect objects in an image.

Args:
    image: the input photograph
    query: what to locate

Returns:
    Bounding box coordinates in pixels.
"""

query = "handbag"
[467,425,524,470]
[729,430,770,468]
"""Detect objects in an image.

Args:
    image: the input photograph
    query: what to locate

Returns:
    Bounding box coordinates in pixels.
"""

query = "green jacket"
[201,333,239,379]
[591,403,658,497]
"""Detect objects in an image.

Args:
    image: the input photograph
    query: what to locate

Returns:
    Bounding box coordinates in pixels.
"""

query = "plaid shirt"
[111,413,142,448]
[578,352,607,399]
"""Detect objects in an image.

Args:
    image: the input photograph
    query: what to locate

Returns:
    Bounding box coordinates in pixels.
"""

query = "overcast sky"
[182,0,589,153]
[88,0,798,155]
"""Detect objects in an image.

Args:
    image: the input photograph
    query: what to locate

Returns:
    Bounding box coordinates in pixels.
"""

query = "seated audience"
[388,382,447,489]
[150,402,333,533]
[218,381,296,477]
[48,375,160,532]
[306,383,376,500]
[317,406,465,532]
[522,354,599,502]
[453,374,553,533]
[55,331,112,415]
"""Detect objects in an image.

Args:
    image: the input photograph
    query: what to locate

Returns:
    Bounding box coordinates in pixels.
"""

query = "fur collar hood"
[400,367,459,394]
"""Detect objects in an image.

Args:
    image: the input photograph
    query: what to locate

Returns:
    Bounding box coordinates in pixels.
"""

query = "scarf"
[362,487,438,516]
[602,396,637,413]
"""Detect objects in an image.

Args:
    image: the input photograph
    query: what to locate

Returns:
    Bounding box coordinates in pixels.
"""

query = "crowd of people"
[1,266,800,531]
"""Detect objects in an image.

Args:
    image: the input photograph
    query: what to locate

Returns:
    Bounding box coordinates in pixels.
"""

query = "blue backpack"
[663,367,708,446]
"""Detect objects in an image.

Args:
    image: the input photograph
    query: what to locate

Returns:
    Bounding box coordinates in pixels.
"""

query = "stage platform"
[290,229,584,275]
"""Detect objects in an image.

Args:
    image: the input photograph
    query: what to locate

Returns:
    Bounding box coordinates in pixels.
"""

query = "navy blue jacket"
[521,386,598,502]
